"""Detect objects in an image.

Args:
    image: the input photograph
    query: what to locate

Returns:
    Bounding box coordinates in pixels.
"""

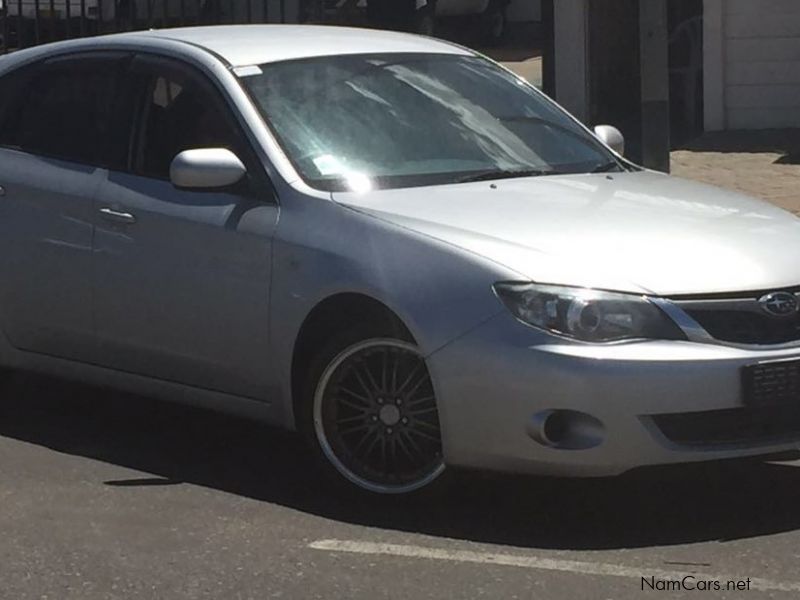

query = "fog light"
[527,410,605,450]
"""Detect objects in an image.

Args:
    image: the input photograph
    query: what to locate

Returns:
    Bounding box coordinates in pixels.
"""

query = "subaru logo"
[758,292,800,318]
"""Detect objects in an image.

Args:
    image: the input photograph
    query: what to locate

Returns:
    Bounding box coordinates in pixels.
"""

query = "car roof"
[132,25,473,66]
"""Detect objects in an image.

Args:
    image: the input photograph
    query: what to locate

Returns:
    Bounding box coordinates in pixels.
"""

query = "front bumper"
[427,312,800,477]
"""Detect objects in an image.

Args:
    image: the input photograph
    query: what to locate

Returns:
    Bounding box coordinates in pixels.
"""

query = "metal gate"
[0,0,290,54]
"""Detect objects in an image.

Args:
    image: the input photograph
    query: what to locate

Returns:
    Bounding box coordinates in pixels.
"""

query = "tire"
[299,325,447,496]
[482,0,507,46]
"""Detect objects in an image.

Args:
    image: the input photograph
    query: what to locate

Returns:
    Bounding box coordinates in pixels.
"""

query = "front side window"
[0,56,127,169]
[241,53,623,192]
[135,70,241,180]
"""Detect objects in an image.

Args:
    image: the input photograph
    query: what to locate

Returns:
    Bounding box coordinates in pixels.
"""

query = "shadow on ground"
[2,370,800,552]
[675,129,800,165]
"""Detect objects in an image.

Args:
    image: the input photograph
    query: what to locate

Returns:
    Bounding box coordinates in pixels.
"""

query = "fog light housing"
[527,410,605,450]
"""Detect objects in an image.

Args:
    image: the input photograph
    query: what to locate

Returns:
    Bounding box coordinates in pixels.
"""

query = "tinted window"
[0,70,24,139]
[242,54,622,192]
[0,56,127,168]
[135,72,241,180]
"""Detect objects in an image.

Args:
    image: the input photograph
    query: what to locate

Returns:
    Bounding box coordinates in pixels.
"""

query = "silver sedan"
[1,25,800,495]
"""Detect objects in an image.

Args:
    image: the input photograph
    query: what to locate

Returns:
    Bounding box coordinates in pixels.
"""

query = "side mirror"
[170,148,247,190]
[593,125,625,157]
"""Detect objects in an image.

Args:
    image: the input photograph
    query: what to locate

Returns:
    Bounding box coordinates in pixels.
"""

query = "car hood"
[333,171,800,296]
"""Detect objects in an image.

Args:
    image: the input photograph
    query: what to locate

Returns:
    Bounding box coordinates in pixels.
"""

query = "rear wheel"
[303,331,445,495]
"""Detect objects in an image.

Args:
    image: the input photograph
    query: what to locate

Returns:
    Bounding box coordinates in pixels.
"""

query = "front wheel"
[304,334,446,495]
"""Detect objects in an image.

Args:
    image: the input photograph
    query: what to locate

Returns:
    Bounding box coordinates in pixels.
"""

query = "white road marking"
[309,539,800,593]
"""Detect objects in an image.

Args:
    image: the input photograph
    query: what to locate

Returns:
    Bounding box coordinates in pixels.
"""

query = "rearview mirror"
[593,125,625,157]
[170,148,247,190]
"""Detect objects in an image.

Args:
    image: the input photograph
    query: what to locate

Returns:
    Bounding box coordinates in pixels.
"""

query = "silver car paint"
[169,148,248,189]
[92,170,278,400]
[428,311,800,476]
[0,31,513,426]
[0,150,99,362]
[335,171,800,296]
[140,25,473,67]
[1,28,800,479]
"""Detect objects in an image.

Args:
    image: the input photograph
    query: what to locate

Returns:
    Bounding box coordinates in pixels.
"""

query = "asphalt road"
[2,370,800,599]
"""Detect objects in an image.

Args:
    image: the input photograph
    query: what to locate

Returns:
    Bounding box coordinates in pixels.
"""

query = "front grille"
[652,405,800,447]
[686,309,800,345]
[671,288,800,345]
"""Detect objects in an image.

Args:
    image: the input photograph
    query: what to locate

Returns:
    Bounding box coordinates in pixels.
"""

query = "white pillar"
[553,0,589,123]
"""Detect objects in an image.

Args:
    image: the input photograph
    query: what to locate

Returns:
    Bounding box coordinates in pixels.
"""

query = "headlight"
[494,283,686,343]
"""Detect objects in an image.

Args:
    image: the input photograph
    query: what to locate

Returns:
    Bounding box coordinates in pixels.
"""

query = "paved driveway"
[494,49,542,87]
[2,371,800,599]
[672,130,800,215]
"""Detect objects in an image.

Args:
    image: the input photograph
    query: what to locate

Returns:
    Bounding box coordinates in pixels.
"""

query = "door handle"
[99,207,137,225]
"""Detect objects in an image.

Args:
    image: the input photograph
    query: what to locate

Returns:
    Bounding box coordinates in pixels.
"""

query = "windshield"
[240,53,623,192]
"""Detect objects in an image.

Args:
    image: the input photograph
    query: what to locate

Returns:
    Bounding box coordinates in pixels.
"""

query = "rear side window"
[0,68,30,141]
[0,54,129,169]
[0,74,10,128]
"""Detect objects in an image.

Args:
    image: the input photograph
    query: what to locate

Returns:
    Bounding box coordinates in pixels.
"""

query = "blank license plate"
[742,358,800,406]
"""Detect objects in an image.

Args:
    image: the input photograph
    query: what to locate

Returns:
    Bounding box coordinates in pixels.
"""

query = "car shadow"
[2,370,800,551]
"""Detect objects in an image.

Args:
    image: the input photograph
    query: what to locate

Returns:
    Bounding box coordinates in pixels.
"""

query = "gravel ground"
[671,130,800,213]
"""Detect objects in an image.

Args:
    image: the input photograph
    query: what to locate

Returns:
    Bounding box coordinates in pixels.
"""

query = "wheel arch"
[290,292,416,426]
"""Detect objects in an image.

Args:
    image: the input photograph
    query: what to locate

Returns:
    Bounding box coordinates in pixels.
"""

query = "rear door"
[0,53,131,361]
[91,54,278,399]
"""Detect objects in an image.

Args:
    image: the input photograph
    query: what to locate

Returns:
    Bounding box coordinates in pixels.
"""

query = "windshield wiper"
[456,168,561,184]
[591,161,625,173]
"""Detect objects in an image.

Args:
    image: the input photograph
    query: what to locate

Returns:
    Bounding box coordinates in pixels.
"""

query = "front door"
[92,55,278,399]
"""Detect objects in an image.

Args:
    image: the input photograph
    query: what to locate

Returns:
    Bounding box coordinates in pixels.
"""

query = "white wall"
[705,0,800,130]
[508,0,541,22]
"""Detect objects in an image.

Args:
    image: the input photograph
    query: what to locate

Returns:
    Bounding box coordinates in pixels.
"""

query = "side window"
[0,72,17,140]
[0,55,128,169]
[0,67,34,146]
[135,70,243,180]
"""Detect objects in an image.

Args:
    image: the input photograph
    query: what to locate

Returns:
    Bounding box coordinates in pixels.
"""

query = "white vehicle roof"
[137,25,472,66]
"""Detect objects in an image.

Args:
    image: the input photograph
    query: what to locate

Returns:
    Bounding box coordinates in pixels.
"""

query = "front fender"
[268,192,518,428]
